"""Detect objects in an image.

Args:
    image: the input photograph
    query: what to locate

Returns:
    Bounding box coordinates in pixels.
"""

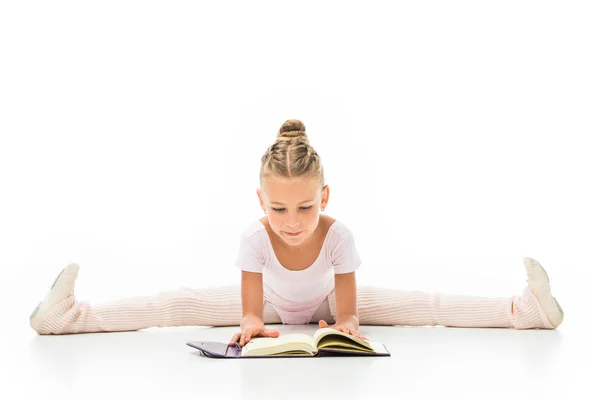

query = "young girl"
[29,119,564,347]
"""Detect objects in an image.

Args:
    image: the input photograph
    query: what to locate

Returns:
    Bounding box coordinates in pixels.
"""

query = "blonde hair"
[259,119,325,189]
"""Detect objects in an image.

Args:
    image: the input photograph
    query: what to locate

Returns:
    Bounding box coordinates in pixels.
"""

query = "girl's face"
[257,177,329,247]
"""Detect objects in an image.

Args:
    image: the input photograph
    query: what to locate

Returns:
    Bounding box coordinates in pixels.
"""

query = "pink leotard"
[234,219,361,324]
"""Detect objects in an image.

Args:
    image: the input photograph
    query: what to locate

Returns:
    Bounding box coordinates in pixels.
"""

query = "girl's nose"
[286,220,300,229]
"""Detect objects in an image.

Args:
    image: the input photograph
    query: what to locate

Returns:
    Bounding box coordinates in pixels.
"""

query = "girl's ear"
[321,185,330,208]
[256,189,266,211]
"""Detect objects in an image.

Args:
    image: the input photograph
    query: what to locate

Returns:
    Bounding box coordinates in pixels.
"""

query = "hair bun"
[278,119,307,140]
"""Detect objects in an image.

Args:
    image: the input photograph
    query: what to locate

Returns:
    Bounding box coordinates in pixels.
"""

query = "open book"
[187,327,390,358]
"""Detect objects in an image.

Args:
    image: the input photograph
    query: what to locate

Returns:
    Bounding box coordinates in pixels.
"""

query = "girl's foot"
[523,257,564,328]
[30,263,80,332]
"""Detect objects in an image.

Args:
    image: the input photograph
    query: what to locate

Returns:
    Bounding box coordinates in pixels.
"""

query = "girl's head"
[257,119,330,246]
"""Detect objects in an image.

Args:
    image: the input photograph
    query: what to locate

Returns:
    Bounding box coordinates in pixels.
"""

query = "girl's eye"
[271,206,313,212]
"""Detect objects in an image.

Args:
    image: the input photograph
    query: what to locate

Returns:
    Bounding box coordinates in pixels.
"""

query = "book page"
[313,328,375,351]
[241,333,317,357]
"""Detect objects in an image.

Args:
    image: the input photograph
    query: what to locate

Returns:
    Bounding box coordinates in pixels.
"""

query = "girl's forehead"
[262,177,321,198]
[264,176,319,187]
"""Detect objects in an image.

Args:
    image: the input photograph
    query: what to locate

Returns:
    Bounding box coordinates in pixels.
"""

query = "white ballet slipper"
[523,257,564,328]
[30,263,80,333]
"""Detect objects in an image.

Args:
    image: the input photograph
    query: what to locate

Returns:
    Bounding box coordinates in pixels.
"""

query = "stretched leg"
[327,257,564,330]
[30,264,281,335]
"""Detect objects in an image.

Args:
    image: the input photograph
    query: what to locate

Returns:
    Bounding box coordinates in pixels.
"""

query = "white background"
[1,1,598,399]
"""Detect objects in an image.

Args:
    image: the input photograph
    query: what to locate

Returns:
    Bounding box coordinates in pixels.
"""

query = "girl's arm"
[230,270,280,347]
[240,270,264,325]
[332,271,359,329]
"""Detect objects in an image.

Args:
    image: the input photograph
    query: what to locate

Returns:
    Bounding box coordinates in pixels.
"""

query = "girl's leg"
[30,264,281,335]
[326,257,564,329]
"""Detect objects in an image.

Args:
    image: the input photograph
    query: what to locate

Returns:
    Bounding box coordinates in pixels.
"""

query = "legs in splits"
[31,257,564,334]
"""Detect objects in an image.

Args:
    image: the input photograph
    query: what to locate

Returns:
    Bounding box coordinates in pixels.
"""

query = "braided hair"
[259,119,325,189]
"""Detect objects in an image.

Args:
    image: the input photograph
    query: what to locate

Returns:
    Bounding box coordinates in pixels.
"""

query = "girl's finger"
[349,329,365,340]
[239,331,249,346]
[243,330,254,345]
[229,333,241,345]
[263,329,280,337]
[232,332,242,344]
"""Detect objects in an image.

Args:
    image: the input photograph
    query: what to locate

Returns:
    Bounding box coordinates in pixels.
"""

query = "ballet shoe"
[523,257,564,328]
[30,263,80,332]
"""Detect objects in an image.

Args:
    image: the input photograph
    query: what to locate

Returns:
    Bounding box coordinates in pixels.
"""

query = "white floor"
[2,316,595,400]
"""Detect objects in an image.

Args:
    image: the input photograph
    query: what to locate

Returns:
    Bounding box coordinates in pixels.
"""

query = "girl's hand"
[318,319,369,341]
[229,315,280,348]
